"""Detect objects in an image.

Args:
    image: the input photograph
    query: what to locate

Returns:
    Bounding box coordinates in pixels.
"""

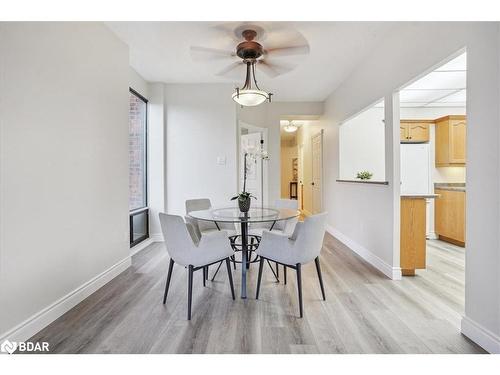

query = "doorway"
[397,50,467,326]
[238,121,268,206]
[280,120,323,216]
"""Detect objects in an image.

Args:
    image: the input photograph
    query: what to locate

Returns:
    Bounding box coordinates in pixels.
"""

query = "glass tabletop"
[188,206,300,223]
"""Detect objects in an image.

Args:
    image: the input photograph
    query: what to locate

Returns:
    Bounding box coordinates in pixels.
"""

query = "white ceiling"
[106,22,398,101]
[399,53,466,108]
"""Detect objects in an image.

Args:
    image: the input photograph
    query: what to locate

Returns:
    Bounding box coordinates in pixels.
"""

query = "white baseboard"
[150,233,164,242]
[0,256,131,344]
[326,225,402,280]
[426,232,438,240]
[129,234,164,257]
[461,316,500,353]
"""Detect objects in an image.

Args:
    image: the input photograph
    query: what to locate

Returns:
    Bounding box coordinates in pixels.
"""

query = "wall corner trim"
[0,256,132,344]
[326,225,402,280]
[461,316,500,354]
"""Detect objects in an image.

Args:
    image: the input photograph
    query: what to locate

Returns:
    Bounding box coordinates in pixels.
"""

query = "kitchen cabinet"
[435,188,466,246]
[400,197,427,276]
[400,120,431,143]
[435,115,467,166]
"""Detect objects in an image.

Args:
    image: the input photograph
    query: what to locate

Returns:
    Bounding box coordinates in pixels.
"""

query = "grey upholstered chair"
[159,213,235,320]
[185,198,236,280]
[249,199,300,280]
[255,212,327,318]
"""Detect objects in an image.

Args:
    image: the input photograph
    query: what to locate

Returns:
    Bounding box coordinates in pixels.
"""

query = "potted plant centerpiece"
[232,144,269,213]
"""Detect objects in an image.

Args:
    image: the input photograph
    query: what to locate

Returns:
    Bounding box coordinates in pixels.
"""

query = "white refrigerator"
[400,143,431,195]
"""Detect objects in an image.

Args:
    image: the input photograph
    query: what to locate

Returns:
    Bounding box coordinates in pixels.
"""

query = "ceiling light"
[284,121,298,133]
[232,60,272,107]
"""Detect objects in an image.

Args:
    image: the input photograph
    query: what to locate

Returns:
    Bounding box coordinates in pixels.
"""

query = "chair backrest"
[293,212,327,264]
[274,199,299,232]
[159,213,196,266]
[185,198,217,233]
[275,199,299,210]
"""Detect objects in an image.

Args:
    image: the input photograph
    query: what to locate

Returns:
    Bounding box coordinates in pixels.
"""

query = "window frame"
[129,87,149,247]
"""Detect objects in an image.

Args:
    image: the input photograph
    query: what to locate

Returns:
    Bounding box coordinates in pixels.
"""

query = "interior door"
[311,131,323,214]
[240,132,263,204]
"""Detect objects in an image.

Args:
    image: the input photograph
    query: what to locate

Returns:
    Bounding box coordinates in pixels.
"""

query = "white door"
[240,132,263,204]
[311,131,323,214]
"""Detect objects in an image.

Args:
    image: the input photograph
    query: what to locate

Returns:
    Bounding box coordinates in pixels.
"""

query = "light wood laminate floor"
[29,235,484,353]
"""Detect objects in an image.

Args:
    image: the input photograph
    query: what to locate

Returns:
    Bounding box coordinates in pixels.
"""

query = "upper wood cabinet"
[400,120,431,143]
[435,115,467,166]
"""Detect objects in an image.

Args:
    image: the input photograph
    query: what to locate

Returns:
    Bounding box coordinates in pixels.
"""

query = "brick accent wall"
[129,92,147,211]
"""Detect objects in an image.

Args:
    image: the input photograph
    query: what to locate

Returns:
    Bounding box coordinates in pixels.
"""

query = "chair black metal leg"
[205,266,208,280]
[256,257,264,299]
[232,255,236,270]
[284,265,287,285]
[296,263,303,318]
[163,258,175,304]
[187,265,194,320]
[225,258,235,300]
[276,262,279,278]
[266,259,279,282]
[210,260,223,281]
[314,257,326,301]
[202,266,206,287]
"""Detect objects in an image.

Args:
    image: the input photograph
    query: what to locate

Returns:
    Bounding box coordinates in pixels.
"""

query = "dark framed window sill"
[336,179,389,185]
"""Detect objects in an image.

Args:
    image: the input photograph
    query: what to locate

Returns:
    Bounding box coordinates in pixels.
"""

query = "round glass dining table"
[188,206,300,299]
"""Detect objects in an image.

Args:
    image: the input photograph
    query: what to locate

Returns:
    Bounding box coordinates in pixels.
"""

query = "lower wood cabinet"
[434,188,466,246]
[400,197,427,276]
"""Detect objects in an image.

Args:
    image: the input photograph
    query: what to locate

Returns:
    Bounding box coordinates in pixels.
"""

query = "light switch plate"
[217,156,226,165]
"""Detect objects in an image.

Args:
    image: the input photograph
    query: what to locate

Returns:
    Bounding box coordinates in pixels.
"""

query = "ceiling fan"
[190,24,310,106]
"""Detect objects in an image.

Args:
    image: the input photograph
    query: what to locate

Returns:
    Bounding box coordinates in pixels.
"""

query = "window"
[129,88,148,247]
[339,99,386,182]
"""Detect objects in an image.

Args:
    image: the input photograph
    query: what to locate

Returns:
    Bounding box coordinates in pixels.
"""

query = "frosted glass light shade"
[284,124,298,133]
[232,89,268,106]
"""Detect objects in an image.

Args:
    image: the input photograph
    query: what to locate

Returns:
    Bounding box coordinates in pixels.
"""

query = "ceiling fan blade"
[265,45,310,57]
[257,60,293,78]
[216,61,243,76]
[190,46,236,60]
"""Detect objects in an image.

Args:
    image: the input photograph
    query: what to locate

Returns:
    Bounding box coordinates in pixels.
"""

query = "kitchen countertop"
[401,194,439,199]
[434,183,466,192]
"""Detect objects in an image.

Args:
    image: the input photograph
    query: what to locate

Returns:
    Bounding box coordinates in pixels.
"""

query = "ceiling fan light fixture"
[232,60,272,107]
[232,89,269,106]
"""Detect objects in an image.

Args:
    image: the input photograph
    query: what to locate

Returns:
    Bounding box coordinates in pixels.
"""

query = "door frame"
[297,143,304,211]
[238,121,269,206]
[311,129,324,214]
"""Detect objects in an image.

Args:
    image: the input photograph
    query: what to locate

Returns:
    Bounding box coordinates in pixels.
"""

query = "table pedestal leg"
[240,222,248,299]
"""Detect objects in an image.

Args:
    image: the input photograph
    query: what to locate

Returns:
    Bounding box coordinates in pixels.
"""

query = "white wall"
[0,22,130,340]
[129,67,149,99]
[164,84,238,215]
[147,83,166,240]
[339,106,386,181]
[321,22,500,353]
